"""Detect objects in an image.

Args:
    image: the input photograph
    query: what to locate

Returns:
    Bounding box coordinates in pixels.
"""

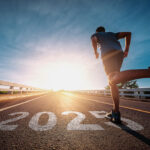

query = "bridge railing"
[73,88,150,100]
[0,80,44,94]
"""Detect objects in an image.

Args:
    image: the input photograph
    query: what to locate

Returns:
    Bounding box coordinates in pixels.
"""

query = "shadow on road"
[118,124,150,147]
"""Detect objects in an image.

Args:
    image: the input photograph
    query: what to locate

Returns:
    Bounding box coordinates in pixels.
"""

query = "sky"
[0,0,150,90]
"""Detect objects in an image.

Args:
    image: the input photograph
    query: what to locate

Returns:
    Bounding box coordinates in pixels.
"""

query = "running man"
[91,26,150,124]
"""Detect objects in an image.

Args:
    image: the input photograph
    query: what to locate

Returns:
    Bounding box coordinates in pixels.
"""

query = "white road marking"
[104,117,144,131]
[0,95,47,112]
[62,111,104,130]
[89,111,106,118]
[0,112,29,131]
[89,111,144,131]
[121,117,144,131]
[0,110,144,131]
[29,112,57,131]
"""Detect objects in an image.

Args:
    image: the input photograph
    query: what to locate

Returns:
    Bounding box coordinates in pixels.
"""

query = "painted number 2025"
[0,111,143,131]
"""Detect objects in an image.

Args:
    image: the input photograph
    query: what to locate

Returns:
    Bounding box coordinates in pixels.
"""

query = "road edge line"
[0,94,47,112]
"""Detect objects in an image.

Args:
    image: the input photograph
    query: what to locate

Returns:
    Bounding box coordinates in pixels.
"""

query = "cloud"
[1,0,150,88]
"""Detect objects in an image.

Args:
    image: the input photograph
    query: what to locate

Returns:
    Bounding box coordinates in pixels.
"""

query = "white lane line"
[0,95,47,112]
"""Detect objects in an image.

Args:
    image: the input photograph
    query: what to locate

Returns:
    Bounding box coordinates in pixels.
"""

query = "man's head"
[96,26,105,32]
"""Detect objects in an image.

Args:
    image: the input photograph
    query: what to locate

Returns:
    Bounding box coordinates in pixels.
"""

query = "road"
[0,92,150,150]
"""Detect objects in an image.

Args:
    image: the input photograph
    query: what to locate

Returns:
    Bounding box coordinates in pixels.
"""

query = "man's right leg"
[105,72,121,124]
[109,82,120,112]
[109,68,150,85]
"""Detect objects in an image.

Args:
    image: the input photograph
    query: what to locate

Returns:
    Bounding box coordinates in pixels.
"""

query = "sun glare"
[38,62,86,91]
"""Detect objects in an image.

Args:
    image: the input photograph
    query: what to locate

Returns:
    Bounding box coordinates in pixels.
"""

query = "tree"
[105,85,110,90]
[105,80,139,89]
[119,80,139,89]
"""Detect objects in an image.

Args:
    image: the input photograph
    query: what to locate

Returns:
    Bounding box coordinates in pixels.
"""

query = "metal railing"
[73,88,150,100]
[0,80,44,94]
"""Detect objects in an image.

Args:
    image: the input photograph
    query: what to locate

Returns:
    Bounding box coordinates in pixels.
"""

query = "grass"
[0,91,9,94]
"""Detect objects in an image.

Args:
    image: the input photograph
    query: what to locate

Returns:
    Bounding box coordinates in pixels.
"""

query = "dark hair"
[96,26,105,32]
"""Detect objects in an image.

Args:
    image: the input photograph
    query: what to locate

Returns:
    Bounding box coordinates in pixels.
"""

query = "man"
[91,26,150,124]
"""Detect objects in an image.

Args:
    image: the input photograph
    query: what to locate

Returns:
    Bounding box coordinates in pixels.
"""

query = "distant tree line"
[105,80,139,90]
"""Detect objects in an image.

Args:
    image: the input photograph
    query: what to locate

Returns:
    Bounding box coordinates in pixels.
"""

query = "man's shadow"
[117,123,150,147]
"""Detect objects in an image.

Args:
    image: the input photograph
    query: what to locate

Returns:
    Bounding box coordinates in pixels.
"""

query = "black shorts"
[102,50,124,75]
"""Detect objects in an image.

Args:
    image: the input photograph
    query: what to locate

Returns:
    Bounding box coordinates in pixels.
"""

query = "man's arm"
[117,32,131,58]
[91,36,99,59]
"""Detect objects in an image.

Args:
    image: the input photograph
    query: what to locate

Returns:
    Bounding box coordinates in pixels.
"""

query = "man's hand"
[117,32,131,58]
[95,52,99,59]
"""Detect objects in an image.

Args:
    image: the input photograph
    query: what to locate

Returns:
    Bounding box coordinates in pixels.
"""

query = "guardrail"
[73,88,150,100]
[0,80,44,94]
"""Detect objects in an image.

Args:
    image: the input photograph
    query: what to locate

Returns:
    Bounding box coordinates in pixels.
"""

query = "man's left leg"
[109,68,150,85]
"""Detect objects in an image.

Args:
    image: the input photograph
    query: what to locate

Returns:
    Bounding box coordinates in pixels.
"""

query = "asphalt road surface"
[0,92,150,150]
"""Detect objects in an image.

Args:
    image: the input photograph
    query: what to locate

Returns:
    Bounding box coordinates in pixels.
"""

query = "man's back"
[91,32,122,57]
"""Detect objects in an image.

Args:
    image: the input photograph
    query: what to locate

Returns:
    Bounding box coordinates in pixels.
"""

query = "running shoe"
[105,110,121,124]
